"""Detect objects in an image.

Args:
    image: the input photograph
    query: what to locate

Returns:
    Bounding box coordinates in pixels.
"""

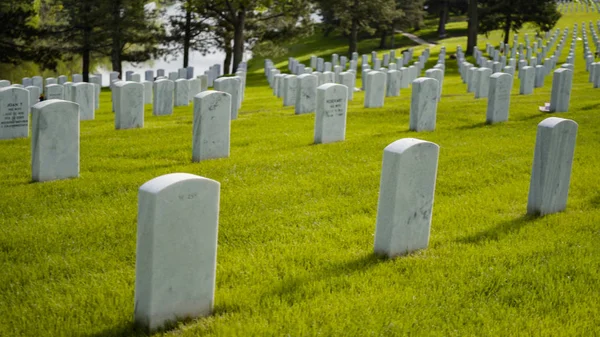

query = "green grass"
[2,11,600,337]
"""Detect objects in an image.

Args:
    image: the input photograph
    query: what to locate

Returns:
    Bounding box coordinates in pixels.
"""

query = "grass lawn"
[2,10,600,337]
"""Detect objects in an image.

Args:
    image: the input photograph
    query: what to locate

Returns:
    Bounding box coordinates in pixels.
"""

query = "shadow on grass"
[456,214,538,245]
[455,121,490,130]
[85,321,146,337]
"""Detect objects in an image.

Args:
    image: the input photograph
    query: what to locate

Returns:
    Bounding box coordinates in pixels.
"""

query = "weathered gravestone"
[486,73,513,124]
[26,86,40,110]
[198,74,208,92]
[527,117,577,216]
[114,81,144,130]
[135,173,220,331]
[174,79,190,107]
[188,78,202,101]
[295,74,318,115]
[71,83,95,120]
[213,76,241,119]
[282,75,298,107]
[373,138,439,258]
[153,79,174,116]
[314,83,348,144]
[519,66,535,95]
[425,68,443,101]
[410,78,439,132]
[475,68,492,99]
[386,70,401,97]
[0,87,30,140]
[549,68,573,113]
[31,100,79,182]
[338,72,355,101]
[192,91,231,162]
[142,81,152,104]
[364,71,386,108]
[45,84,64,100]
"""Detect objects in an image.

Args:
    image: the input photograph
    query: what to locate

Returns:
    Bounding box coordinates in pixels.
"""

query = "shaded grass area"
[2,11,600,337]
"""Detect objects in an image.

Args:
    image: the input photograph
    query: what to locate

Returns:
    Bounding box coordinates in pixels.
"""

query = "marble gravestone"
[475,68,492,99]
[198,74,208,92]
[386,70,401,97]
[314,83,348,144]
[114,81,144,130]
[213,77,241,119]
[26,86,40,110]
[0,87,30,140]
[192,91,232,162]
[282,75,298,108]
[527,118,577,216]
[22,77,32,87]
[72,74,82,83]
[169,72,178,81]
[145,70,154,82]
[174,79,190,107]
[0,80,10,88]
[520,66,535,95]
[549,68,573,113]
[45,84,64,100]
[373,138,439,258]
[425,68,443,101]
[188,78,202,101]
[45,77,57,86]
[135,173,220,331]
[89,75,102,110]
[63,82,73,103]
[71,83,95,120]
[178,68,187,79]
[153,79,174,116]
[364,71,386,108]
[31,100,79,182]
[486,73,513,124]
[409,78,439,132]
[338,72,355,101]
[142,81,153,104]
[534,65,545,88]
[295,74,318,115]
[32,76,43,91]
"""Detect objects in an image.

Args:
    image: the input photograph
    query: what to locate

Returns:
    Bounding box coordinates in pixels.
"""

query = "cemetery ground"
[2,11,600,337]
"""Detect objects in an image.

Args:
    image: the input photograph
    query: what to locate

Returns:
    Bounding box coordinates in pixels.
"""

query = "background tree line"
[0,0,561,80]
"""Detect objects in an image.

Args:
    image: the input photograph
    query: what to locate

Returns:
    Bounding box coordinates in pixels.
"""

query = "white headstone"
[374,138,439,258]
[135,173,219,331]
[314,83,348,144]
[364,71,386,108]
[425,68,444,101]
[89,75,101,110]
[142,81,152,104]
[174,79,190,107]
[519,66,535,95]
[338,72,355,101]
[114,81,144,130]
[72,74,82,83]
[386,70,401,97]
[282,75,298,107]
[549,68,573,112]
[486,73,513,124]
[198,74,208,91]
[409,78,439,132]
[32,76,43,91]
[0,87,30,140]
[295,74,318,115]
[25,86,40,110]
[45,84,64,100]
[178,68,187,79]
[169,72,178,81]
[145,70,154,82]
[31,100,79,182]
[63,82,73,103]
[192,91,231,162]
[22,77,33,87]
[153,79,174,116]
[213,77,241,119]
[188,78,202,101]
[527,118,577,216]
[71,83,95,120]
[475,68,492,99]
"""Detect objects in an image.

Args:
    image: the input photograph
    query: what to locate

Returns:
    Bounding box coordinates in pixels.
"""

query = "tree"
[0,1,50,66]
[466,0,477,55]
[165,0,212,69]
[478,0,561,44]
[425,0,467,38]
[204,0,310,73]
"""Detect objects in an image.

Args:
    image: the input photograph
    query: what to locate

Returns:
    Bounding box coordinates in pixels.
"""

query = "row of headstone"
[134,113,579,331]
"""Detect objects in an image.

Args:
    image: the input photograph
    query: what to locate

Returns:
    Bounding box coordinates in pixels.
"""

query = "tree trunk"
[223,36,232,75]
[183,0,192,68]
[437,0,448,37]
[503,13,511,44]
[379,30,388,49]
[111,0,122,76]
[466,0,478,56]
[232,9,246,73]
[349,18,358,55]
[390,27,395,49]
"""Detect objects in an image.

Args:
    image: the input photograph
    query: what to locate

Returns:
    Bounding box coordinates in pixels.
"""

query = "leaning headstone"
[213,77,241,119]
[31,100,79,182]
[364,71,386,108]
[295,74,318,115]
[373,138,439,258]
[71,83,95,120]
[153,79,174,116]
[282,75,298,107]
[0,87,30,140]
[527,117,578,216]
[192,91,231,162]
[549,68,573,113]
[486,73,513,124]
[174,79,190,107]
[114,81,144,130]
[142,81,152,104]
[409,78,439,132]
[338,72,355,101]
[519,66,535,95]
[135,173,220,331]
[45,84,64,100]
[314,83,348,144]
